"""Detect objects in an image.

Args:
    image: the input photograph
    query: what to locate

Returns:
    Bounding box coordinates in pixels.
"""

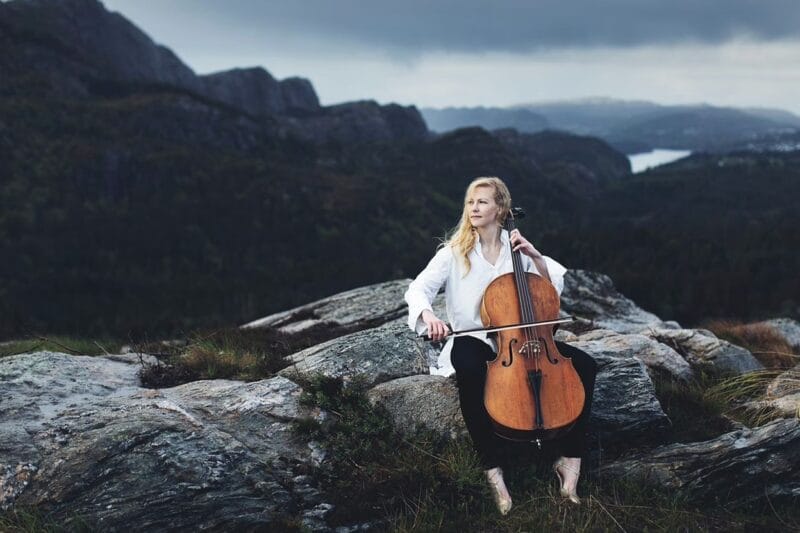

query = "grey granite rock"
[759,318,800,351]
[597,418,800,503]
[242,279,411,336]
[641,326,763,376]
[367,374,466,439]
[576,328,693,381]
[278,318,428,387]
[752,363,800,418]
[0,352,329,530]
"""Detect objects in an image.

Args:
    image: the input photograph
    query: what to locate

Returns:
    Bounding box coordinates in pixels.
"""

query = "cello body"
[481,221,585,442]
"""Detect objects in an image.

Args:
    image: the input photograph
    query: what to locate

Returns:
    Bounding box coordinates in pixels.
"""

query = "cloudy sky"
[102,0,800,113]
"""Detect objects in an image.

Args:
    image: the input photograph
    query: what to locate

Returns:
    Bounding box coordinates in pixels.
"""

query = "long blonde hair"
[442,176,512,276]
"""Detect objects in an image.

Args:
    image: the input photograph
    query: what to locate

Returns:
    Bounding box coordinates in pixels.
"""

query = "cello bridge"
[519,340,542,357]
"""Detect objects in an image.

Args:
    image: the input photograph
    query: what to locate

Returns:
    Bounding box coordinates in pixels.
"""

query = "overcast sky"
[102,0,800,114]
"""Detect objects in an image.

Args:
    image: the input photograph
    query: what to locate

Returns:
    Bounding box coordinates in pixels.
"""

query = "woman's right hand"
[421,309,451,341]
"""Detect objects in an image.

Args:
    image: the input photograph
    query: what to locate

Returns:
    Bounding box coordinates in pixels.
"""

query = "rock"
[286,100,429,144]
[242,279,411,336]
[279,77,321,113]
[367,375,466,439]
[574,338,671,448]
[561,270,676,334]
[641,326,763,376]
[752,364,800,418]
[278,319,428,387]
[1,0,202,94]
[0,351,330,530]
[759,318,800,351]
[576,329,693,382]
[200,67,320,117]
[597,418,800,503]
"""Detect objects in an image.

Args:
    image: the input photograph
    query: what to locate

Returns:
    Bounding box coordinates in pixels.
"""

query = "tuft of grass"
[296,373,800,531]
[0,506,93,532]
[705,370,791,426]
[651,370,736,443]
[703,319,798,370]
[135,323,356,388]
[0,335,125,358]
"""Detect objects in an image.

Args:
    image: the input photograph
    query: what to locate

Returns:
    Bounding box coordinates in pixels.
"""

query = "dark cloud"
[121,0,800,54]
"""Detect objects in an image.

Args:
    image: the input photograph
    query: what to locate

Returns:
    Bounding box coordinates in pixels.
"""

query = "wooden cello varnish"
[481,209,585,441]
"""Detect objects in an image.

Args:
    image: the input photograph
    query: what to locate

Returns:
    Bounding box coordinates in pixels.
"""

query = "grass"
[133,323,348,387]
[0,507,92,533]
[0,335,125,358]
[651,370,736,443]
[0,322,355,387]
[651,318,800,440]
[294,374,800,532]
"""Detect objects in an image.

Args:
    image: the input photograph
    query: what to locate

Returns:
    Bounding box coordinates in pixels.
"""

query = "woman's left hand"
[510,229,543,258]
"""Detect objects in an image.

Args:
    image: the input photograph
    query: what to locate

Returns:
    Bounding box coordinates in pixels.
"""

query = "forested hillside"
[1,0,797,340]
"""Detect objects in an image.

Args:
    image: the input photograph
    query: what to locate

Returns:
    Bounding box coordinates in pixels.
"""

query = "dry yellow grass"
[702,319,798,369]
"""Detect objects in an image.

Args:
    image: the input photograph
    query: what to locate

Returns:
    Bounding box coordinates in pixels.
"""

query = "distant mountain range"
[422,98,800,154]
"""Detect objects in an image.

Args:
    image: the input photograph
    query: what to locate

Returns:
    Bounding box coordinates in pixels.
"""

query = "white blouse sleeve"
[404,246,452,335]
[523,254,568,297]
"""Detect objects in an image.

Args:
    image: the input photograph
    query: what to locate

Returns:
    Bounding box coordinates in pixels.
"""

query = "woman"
[404,176,597,515]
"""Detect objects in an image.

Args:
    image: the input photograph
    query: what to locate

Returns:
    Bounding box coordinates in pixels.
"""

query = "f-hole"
[503,338,517,367]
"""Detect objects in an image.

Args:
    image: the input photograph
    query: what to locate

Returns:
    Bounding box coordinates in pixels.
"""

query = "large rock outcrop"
[641,326,763,376]
[598,418,800,503]
[242,279,410,336]
[278,319,428,388]
[0,352,330,530]
[3,275,796,529]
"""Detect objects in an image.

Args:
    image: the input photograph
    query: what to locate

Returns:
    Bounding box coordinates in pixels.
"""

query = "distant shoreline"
[628,149,692,173]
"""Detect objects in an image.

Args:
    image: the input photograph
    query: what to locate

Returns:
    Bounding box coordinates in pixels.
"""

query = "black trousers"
[451,335,597,469]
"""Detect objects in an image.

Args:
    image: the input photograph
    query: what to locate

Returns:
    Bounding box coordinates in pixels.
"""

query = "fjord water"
[629,149,692,173]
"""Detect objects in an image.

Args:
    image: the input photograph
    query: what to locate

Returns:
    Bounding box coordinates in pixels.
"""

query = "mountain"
[421,98,800,153]
[0,0,426,144]
[0,0,629,339]
[422,106,549,134]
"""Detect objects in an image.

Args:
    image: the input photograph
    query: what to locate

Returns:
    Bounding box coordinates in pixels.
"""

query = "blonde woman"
[404,177,597,515]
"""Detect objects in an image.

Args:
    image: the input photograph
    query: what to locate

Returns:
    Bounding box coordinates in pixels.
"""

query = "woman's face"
[466,185,500,229]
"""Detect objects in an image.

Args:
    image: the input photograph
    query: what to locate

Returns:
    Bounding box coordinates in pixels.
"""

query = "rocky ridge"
[0,0,427,145]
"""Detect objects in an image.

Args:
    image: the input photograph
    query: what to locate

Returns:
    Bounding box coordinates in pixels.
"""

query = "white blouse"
[404,229,568,376]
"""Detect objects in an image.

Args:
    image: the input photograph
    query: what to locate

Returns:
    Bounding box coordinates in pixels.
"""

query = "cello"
[480,207,585,443]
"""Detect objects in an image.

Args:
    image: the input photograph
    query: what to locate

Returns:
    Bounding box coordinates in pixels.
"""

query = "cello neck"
[504,210,536,324]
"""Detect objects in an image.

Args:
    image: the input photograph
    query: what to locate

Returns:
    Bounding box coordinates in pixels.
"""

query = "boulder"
[0,352,329,530]
[576,328,693,381]
[576,339,671,448]
[367,374,466,439]
[759,318,800,351]
[560,270,678,334]
[241,279,410,336]
[753,364,800,418]
[597,418,800,503]
[278,318,428,387]
[641,326,763,376]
